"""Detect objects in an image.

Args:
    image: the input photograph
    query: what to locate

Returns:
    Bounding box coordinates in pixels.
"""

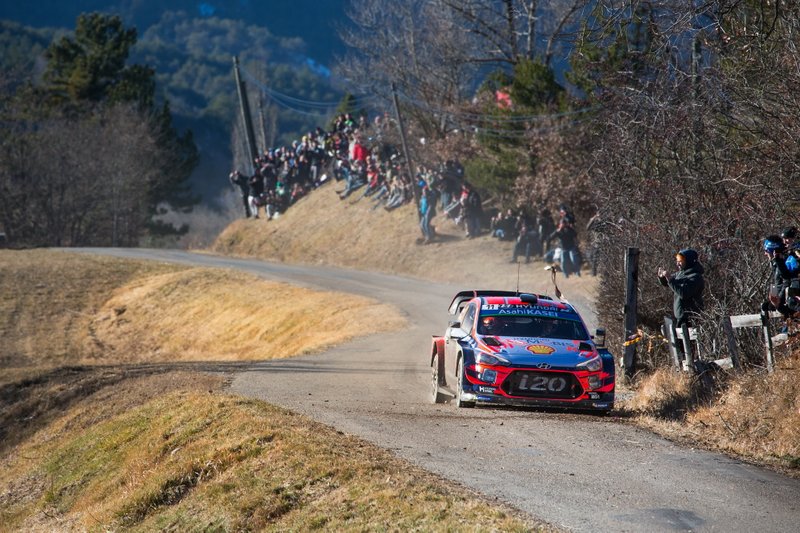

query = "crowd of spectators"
[227,111,491,244]
[489,203,598,277]
[227,111,601,275]
[229,112,422,221]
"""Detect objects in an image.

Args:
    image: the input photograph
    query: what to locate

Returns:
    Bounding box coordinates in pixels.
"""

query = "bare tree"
[576,0,800,367]
[338,0,479,137]
[437,0,590,67]
[0,101,167,247]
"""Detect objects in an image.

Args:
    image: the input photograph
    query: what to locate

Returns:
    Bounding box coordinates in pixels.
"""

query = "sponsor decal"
[482,303,577,316]
[526,344,555,355]
[478,386,496,394]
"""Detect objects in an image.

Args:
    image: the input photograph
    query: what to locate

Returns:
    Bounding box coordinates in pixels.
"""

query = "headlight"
[481,369,498,383]
[476,352,510,366]
[577,355,602,372]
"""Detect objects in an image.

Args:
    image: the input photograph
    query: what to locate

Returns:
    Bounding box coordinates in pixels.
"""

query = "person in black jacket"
[546,221,580,277]
[657,248,705,327]
[229,169,251,218]
[762,235,799,318]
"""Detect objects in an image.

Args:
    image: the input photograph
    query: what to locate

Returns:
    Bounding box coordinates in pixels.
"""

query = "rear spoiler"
[447,290,551,315]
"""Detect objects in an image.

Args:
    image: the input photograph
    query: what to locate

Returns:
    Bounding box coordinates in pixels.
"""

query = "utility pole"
[258,94,268,152]
[233,56,258,172]
[391,82,419,208]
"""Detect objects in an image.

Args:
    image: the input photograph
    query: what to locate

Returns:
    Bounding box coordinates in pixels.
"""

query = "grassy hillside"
[211,181,600,297]
[0,250,547,531]
[0,390,541,532]
[0,250,404,371]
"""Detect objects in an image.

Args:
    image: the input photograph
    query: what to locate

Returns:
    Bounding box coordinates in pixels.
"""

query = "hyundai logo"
[535,363,551,369]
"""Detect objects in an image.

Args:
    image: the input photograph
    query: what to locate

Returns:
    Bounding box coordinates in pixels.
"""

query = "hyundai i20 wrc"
[429,290,615,412]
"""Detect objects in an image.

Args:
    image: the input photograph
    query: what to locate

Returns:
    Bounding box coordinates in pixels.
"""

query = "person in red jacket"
[352,135,369,164]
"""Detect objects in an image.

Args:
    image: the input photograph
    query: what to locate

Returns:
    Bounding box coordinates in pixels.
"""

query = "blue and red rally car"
[430,290,615,412]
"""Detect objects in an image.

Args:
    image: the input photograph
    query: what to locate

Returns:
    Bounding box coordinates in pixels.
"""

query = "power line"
[240,65,374,112]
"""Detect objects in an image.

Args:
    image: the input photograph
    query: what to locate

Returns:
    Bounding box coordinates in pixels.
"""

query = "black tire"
[455,357,475,408]
[431,352,447,404]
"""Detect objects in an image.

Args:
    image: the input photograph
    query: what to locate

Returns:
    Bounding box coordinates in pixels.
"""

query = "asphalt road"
[76,249,800,532]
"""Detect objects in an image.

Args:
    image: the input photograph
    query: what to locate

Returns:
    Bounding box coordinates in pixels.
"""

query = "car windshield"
[477,314,589,340]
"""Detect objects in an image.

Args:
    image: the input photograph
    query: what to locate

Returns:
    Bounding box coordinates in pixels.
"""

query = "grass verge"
[0,383,548,532]
[622,349,800,475]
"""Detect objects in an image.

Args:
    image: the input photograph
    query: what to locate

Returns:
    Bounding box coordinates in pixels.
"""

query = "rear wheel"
[455,358,475,408]
[430,351,447,404]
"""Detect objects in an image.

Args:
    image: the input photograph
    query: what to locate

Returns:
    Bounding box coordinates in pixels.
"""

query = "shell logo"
[527,344,555,355]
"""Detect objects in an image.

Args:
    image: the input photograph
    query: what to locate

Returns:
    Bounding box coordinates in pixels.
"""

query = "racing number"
[518,374,567,392]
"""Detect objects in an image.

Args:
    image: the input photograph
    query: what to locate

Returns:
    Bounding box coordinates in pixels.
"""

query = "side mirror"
[594,328,606,348]
[446,322,468,339]
[449,328,469,339]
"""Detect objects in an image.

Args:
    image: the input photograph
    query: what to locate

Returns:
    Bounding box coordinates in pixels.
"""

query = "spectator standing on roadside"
[247,172,265,219]
[762,235,799,318]
[229,169,251,218]
[537,208,555,257]
[419,181,436,243]
[657,249,705,327]
[547,221,580,277]
[463,183,483,238]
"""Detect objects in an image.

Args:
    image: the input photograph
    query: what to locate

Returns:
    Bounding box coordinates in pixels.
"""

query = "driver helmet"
[481,316,498,332]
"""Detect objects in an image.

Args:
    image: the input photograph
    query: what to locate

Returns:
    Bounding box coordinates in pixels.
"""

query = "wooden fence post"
[623,247,640,381]
[663,316,681,371]
[680,323,695,375]
[721,316,741,371]
[760,309,775,372]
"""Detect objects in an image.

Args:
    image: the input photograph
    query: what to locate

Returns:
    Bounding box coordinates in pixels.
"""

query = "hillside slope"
[211,182,599,300]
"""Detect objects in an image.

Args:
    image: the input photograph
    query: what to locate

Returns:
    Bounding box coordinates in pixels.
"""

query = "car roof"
[448,290,560,316]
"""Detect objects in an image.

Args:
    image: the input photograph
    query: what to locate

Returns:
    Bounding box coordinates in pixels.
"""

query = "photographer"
[658,248,705,327]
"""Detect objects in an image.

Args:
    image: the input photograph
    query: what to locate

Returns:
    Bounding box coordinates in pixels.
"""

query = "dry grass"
[0,250,182,371]
[0,385,548,532]
[0,250,405,369]
[84,267,405,363]
[624,352,800,474]
[211,182,599,296]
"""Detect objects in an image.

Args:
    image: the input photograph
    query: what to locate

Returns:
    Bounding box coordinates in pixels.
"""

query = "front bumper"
[462,363,615,411]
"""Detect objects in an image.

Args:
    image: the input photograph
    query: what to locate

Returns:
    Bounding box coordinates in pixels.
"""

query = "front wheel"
[430,352,447,404]
[455,358,475,408]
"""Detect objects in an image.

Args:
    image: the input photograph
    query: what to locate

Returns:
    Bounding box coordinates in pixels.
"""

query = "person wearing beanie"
[657,248,705,327]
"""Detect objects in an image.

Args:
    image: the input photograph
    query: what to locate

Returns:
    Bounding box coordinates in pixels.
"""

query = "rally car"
[429,290,615,412]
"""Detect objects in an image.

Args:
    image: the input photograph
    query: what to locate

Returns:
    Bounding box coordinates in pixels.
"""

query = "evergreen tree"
[44,13,138,104]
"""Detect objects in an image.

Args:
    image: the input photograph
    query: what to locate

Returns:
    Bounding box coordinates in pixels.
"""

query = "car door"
[446,301,476,376]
